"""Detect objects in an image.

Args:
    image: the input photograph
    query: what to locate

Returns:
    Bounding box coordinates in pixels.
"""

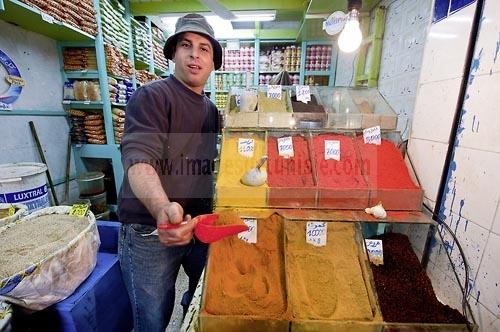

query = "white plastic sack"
[0,206,100,310]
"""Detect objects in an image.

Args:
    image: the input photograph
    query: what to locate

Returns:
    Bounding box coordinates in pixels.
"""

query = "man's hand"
[156,202,196,246]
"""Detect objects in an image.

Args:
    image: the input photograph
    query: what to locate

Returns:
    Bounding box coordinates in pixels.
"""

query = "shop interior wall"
[405,0,500,330]
[0,20,79,205]
[335,0,432,140]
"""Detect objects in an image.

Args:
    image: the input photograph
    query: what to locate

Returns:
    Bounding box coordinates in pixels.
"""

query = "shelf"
[216,71,253,74]
[108,74,132,81]
[215,90,229,93]
[111,102,127,107]
[65,71,100,79]
[73,143,121,159]
[304,71,331,76]
[62,101,103,109]
[260,71,300,74]
[0,0,95,41]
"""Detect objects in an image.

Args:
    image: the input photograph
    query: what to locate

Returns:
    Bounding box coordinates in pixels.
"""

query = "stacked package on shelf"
[105,45,134,79]
[108,77,134,104]
[153,40,169,73]
[64,80,101,102]
[135,70,161,85]
[222,46,254,71]
[132,20,151,65]
[20,0,97,36]
[99,0,130,55]
[67,109,106,145]
[63,48,97,71]
[111,108,125,144]
[152,26,165,43]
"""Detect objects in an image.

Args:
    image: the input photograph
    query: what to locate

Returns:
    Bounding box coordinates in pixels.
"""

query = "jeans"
[118,223,208,332]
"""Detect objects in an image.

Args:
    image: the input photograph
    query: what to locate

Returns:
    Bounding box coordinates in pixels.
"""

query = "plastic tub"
[0,162,49,212]
[76,171,105,196]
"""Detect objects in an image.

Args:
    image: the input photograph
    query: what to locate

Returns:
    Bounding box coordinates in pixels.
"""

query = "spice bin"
[266,131,317,208]
[215,130,268,207]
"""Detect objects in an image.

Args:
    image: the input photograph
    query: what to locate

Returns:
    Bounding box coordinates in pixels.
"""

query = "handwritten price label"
[277,136,294,158]
[69,204,89,218]
[267,85,282,100]
[325,140,340,161]
[238,138,255,158]
[363,126,381,145]
[365,239,384,265]
[238,218,257,244]
[235,93,241,107]
[295,85,311,104]
[306,222,327,247]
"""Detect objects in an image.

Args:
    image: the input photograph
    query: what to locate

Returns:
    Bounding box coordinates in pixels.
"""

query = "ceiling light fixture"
[231,10,276,22]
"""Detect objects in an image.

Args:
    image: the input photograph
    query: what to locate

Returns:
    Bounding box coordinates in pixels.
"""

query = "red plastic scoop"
[157,213,248,243]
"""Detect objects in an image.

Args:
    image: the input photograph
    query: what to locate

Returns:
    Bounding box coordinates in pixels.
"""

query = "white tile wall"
[377,0,432,139]
[428,215,488,289]
[474,232,500,317]
[474,0,500,76]
[459,72,500,153]
[407,138,448,202]
[410,77,462,142]
[441,147,500,230]
[419,4,477,84]
[470,300,500,332]
[427,259,465,312]
[493,201,500,235]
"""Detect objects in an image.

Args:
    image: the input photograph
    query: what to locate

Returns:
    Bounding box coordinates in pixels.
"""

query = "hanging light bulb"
[338,9,362,53]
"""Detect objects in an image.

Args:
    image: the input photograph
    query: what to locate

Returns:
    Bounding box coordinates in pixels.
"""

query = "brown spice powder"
[204,213,287,318]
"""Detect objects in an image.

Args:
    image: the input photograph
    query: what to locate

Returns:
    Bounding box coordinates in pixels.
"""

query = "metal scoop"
[240,156,268,187]
[158,213,248,243]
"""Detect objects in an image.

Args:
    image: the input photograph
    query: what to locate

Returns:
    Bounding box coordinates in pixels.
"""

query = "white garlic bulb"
[365,202,387,219]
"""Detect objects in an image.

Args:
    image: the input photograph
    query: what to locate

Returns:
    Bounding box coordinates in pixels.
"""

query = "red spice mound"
[314,134,367,189]
[268,135,314,187]
[371,233,468,324]
[356,137,418,189]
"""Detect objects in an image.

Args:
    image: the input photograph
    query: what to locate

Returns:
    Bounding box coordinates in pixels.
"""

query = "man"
[117,13,222,332]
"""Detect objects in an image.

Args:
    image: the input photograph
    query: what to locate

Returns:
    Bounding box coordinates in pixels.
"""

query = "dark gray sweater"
[118,75,219,225]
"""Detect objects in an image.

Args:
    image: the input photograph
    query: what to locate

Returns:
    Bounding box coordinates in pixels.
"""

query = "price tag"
[277,136,294,158]
[235,93,241,107]
[40,12,54,24]
[8,206,16,216]
[69,204,89,218]
[365,239,384,265]
[62,100,71,104]
[363,126,381,145]
[238,218,257,244]
[295,85,311,104]
[325,140,340,161]
[267,85,282,100]
[306,222,327,247]
[238,138,255,158]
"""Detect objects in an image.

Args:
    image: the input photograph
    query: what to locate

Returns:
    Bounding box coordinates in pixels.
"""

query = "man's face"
[173,32,214,93]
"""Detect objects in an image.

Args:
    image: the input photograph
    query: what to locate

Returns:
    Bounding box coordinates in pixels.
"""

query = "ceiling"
[129,0,381,41]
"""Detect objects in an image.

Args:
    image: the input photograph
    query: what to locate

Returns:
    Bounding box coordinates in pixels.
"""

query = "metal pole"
[29,121,59,206]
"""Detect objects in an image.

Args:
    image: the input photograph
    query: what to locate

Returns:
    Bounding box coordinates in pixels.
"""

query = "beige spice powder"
[0,214,89,279]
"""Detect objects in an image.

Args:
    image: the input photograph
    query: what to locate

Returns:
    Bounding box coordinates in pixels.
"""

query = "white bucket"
[0,163,50,212]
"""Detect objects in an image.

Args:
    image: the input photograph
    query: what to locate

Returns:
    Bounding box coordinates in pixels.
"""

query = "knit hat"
[163,13,223,70]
